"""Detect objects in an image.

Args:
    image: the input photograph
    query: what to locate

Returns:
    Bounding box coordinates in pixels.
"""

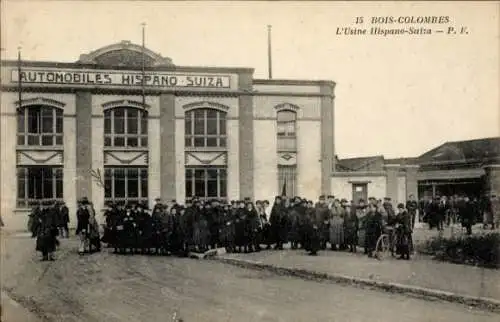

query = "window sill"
[17,146,64,151]
[104,147,149,152]
[185,147,227,153]
[14,208,32,214]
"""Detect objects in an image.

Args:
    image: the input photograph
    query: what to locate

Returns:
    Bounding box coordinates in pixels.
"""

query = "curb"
[215,256,500,314]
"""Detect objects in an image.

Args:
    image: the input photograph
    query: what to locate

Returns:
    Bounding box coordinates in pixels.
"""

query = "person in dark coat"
[35,201,59,261]
[304,199,321,256]
[288,200,301,250]
[395,203,412,260]
[269,196,284,250]
[458,196,475,235]
[28,202,42,238]
[76,198,91,255]
[58,201,70,238]
[406,194,418,230]
[342,200,358,253]
[101,202,117,247]
[364,203,383,258]
[245,202,261,252]
[314,195,330,250]
[219,204,235,253]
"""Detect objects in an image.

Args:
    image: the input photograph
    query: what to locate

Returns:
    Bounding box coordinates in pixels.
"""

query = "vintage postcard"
[1,1,499,321]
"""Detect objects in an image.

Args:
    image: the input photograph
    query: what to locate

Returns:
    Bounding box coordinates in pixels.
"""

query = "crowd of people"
[27,192,499,262]
[418,194,500,234]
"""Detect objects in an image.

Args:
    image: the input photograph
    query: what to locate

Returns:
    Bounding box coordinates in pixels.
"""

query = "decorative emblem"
[281,153,293,161]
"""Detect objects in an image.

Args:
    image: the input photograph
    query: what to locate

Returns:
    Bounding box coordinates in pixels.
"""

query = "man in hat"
[406,194,418,230]
[35,200,59,261]
[315,195,330,250]
[395,203,412,260]
[57,201,70,238]
[76,197,91,254]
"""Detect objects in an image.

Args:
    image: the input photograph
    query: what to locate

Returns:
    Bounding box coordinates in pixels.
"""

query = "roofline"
[443,136,500,145]
[337,155,384,161]
[253,79,336,87]
[1,59,255,74]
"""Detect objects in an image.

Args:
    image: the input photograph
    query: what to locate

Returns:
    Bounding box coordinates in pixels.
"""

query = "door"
[352,183,368,204]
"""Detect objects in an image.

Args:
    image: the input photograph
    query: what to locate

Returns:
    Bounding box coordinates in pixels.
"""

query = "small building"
[0,41,336,230]
[331,137,500,203]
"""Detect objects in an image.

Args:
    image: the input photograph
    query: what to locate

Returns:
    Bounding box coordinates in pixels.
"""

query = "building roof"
[335,155,385,171]
[335,137,500,172]
[417,137,500,165]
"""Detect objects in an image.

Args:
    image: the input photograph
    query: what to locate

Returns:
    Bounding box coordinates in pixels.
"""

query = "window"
[278,165,297,197]
[17,167,63,207]
[277,110,297,151]
[185,167,227,200]
[17,106,63,146]
[104,107,148,148]
[104,167,148,204]
[185,109,227,148]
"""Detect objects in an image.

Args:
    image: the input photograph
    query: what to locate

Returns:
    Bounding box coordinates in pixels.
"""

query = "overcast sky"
[2,1,499,158]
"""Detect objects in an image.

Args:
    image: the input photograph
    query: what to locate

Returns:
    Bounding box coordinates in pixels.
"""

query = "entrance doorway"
[352,183,368,204]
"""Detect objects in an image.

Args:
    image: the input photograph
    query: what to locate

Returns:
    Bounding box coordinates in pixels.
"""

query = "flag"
[17,47,22,107]
[281,178,287,197]
[267,25,273,79]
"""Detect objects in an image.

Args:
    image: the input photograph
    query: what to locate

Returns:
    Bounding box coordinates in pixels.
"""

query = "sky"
[2,1,499,159]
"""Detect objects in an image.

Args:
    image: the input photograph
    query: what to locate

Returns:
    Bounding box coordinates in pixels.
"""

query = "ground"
[1,231,499,322]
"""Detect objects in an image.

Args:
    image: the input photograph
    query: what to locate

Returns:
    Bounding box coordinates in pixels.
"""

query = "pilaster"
[320,83,335,196]
[404,165,420,201]
[384,164,400,202]
[75,91,93,201]
[159,93,176,201]
[238,71,254,199]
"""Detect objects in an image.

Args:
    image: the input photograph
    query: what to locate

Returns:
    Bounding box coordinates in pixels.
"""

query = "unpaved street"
[1,236,499,322]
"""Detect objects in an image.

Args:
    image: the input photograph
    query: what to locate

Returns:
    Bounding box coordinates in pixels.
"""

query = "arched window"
[277,110,297,151]
[104,107,148,148]
[185,108,227,148]
[17,106,63,146]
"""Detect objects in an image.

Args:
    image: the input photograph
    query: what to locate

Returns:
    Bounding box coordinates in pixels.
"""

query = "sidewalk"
[218,245,500,311]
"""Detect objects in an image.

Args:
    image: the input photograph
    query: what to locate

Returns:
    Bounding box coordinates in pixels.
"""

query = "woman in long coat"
[36,201,58,261]
[329,200,345,250]
[355,200,368,253]
[343,203,359,253]
[395,203,412,260]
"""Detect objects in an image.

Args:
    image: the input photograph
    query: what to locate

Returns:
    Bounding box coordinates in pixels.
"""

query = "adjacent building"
[0,41,336,230]
[332,137,500,204]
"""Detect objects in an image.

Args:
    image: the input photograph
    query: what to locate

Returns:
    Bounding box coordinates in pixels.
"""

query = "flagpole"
[17,46,22,107]
[267,25,273,79]
[141,23,146,109]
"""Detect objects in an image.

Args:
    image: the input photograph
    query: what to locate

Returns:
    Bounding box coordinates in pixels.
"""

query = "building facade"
[0,41,335,230]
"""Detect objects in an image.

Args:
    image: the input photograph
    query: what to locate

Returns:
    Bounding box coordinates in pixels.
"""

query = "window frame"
[104,107,148,149]
[277,165,297,197]
[104,167,149,204]
[185,166,227,200]
[17,105,64,147]
[16,166,64,207]
[276,109,297,151]
[184,108,227,148]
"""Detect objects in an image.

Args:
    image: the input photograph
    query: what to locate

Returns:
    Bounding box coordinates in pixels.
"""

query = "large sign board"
[10,68,232,89]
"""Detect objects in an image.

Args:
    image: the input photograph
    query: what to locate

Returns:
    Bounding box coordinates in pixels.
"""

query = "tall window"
[17,167,63,207]
[17,106,63,146]
[277,110,297,151]
[185,167,227,200]
[278,165,297,197]
[104,107,148,148]
[185,109,227,148]
[104,167,148,204]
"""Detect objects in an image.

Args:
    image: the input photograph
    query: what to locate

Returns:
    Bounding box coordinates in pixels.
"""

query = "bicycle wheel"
[375,234,390,260]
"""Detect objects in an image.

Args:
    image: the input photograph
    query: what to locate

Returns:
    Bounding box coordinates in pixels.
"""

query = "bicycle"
[374,226,395,260]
